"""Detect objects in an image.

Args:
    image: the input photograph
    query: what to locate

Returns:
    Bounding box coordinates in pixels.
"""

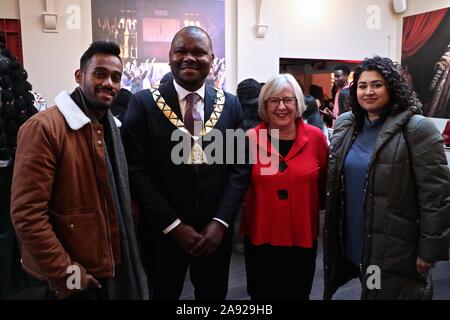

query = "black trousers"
[244,237,317,300]
[0,166,28,298]
[143,228,233,300]
[0,166,16,298]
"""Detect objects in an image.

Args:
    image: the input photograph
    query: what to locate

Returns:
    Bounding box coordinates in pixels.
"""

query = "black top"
[270,134,294,158]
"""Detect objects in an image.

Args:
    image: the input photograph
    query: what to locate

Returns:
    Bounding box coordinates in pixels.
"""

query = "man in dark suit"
[122,26,249,300]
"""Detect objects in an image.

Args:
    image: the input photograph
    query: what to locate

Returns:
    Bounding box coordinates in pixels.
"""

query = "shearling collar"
[54,90,122,130]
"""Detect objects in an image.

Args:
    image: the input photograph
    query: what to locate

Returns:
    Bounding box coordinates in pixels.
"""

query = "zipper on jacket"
[361,154,377,299]
[89,124,115,277]
[338,171,346,253]
[362,171,369,205]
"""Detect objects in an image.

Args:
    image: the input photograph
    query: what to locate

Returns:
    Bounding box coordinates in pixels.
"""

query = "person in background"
[333,64,351,120]
[324,56,450,300]
[310,84,333,129]
[110,88,132,123]
[232,78,263,255]
[11,41,148,300]
[0,33,45,299]
[302,95,329,144]
[159,71,174,85]
[236,78,262,131]
[337,85,351,115]
[241,73,327,300]
[309,84,325,109]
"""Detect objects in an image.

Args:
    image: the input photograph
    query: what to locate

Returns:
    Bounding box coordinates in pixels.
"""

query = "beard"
[89,99,110,111]
[81,87,114,111]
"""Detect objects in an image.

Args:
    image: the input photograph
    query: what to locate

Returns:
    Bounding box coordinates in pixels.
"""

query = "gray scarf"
[102,111,150,300]
[70,89,149,299]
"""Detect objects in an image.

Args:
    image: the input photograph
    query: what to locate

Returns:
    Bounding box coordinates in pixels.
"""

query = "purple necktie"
[184,93,202,136]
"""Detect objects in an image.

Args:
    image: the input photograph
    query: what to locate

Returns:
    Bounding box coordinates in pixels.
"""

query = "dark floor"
[181,211,450,300]
[180,244,450,300]
[7,211,450,300]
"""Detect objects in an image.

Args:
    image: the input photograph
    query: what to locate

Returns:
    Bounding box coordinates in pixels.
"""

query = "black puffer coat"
[0,48,37,162]
[323,108,450,300]
[0,47,39,298]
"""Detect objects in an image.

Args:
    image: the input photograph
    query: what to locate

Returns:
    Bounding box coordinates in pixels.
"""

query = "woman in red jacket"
[241,73,328,300]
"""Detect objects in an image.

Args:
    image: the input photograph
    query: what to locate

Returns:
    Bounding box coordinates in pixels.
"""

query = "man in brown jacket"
[11,41,148,300]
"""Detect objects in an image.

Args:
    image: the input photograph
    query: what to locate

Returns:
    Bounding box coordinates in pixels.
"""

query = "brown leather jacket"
[11,91,123,299]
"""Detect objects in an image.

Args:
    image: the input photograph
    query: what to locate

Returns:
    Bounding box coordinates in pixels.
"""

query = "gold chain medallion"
[150,87,225,164]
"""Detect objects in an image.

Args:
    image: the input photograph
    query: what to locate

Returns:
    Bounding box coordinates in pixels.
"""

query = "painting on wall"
[91,0,226,93]
[401,7,450,119]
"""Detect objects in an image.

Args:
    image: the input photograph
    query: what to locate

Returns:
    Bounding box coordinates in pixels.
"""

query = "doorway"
[0,19,23,65]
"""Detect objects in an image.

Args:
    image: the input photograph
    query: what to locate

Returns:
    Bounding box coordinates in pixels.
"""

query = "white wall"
[0,0,19,19]
[236,0,399,87]
[18,0,92,105]
[280,0,398,60]
[225,0,238,93]
[236,0,281,86]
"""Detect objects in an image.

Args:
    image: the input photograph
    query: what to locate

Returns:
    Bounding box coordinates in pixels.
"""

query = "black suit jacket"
[122,81,250,233]
[338,87,350,115]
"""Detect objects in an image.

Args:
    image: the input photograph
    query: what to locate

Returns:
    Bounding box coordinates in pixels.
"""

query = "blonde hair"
[258,73,306,122]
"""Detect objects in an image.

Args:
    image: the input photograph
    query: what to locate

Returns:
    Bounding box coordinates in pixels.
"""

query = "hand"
[321,107,336,119]
[191,220,226,257]
[416,257,435,275]
[82,273,101,290]
[168,222,202,254]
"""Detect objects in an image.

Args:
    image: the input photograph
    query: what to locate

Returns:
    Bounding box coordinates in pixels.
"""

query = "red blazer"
[240,120,328,248]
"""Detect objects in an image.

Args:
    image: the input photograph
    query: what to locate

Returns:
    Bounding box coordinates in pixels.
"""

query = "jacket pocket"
[49,209,100,269]
[389,210,419,243]
[384,210,420,279]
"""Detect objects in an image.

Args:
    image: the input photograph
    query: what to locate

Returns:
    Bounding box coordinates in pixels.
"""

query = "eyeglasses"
[266,96,297,107]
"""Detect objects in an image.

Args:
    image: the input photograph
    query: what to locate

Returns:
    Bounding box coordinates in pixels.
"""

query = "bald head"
[171,26,213,52]
[169,26,214,91]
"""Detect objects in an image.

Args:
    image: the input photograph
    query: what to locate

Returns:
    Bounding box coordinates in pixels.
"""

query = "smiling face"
[75,53,123,111]
[169,29,214,91]
[357,70,390,120]
[265,84,298,133]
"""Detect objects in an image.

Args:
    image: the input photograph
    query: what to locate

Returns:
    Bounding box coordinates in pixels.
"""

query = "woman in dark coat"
[0,37,41,298]
[323,56,450,300]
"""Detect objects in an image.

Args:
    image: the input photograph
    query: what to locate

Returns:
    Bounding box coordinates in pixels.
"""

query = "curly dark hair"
[0,47,37,161]
[349,56,422,131]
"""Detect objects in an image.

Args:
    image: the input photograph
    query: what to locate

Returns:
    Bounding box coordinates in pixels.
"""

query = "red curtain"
[402,7,448,61]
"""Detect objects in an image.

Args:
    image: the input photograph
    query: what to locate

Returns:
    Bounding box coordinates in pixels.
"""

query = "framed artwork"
[91,0,226,92]
[401,7,450,119]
